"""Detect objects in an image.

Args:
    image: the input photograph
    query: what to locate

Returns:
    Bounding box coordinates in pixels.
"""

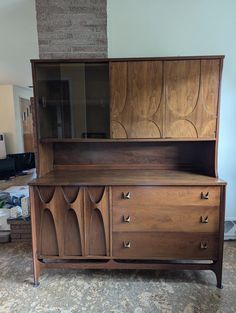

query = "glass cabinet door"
[34,62,109,139]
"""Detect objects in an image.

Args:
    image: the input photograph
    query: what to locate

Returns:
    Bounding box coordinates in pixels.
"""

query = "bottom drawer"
[113,232,218,260]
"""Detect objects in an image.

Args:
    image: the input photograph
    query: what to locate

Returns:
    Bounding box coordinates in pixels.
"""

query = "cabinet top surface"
[31,55,225,63]
[29,169,226,186]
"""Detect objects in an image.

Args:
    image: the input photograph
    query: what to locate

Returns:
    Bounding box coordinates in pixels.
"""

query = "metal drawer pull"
[123,241,131,248]
[123,215,131,223]
[201,192,209,200]
[200,242,208,249]
[201,216,209,224]
[122,192,131,199]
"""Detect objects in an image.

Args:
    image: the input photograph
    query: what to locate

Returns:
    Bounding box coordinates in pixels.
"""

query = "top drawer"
[112,186,221,207]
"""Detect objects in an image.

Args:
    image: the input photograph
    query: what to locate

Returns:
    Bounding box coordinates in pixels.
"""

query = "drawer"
[112,232,218,259]
[112,186,220,207]
[113,206,219,233]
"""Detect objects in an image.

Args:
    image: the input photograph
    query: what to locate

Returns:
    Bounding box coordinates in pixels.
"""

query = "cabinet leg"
[213,261,223,289]
[33,281,40,288]
[216,271,223,289]
[33,258,41,287]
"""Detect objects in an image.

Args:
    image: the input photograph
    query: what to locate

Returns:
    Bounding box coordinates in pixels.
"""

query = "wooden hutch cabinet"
[29,56,226,288]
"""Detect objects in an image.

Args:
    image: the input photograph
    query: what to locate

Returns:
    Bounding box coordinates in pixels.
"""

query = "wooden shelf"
[31,55,225,64]
[40,138,217,143]
[29,169,226,186]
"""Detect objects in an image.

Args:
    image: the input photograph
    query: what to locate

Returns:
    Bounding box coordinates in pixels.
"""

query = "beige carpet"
[0,241,236,313]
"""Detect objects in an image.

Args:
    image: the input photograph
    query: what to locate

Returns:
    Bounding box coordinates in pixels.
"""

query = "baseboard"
[224,218,236,240]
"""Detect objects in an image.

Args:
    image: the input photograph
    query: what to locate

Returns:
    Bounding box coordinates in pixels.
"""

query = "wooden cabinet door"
[164,59,220,138]
[33,186,84,257]
[84,186,110,256]
[32,185,110,258]
[110,61,164,139]
[110,59,220,140]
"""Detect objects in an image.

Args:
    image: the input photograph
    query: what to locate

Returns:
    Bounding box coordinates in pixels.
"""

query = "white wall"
[0,0,38,87]
[107,0,236,219]
[0,85,32,154]
[0,0,37,153]
[0,85,16,154]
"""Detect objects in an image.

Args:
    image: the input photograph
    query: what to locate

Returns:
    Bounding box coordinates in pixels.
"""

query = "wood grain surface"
[29,169,226,186]
[112,205,219,233]
[112,232,218,259]
[112,186,221,207]
[110,58,221,139]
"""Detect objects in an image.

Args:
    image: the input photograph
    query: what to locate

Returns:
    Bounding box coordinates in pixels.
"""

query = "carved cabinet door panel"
[110,61,164,139]
[84,186,110,256]
[62,186,84,256]
[33,186,84,257]
[164,59,220,138]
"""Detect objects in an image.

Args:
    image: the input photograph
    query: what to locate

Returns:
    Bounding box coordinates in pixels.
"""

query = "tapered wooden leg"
[215,268,223,289]
[33,258,41,287]
[215,186,225,289]
[216,275,223,289]
[213,261,223,289]
[30,187,41,287]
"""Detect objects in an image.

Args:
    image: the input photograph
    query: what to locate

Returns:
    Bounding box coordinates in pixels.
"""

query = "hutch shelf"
[29,56,226,288]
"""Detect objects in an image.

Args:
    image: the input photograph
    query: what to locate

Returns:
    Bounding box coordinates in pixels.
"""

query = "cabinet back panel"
[54,141,215,175]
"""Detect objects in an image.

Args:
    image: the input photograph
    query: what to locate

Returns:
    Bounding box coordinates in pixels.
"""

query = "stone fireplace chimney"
[35,0,107,58]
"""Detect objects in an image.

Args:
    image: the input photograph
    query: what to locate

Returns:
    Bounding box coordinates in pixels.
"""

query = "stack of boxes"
[7,218,31,242]
[0,186,31,243]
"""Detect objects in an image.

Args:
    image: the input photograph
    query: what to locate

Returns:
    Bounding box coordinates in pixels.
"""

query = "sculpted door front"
[164,59,220,138]
[110,59,220,139]
[84,186,110,256]
[110,61,164,139]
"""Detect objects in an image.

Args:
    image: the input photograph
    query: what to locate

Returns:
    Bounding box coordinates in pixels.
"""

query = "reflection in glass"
[35,62,110,139]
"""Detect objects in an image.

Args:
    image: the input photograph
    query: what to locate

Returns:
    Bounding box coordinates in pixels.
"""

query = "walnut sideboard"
[29,56,226,288]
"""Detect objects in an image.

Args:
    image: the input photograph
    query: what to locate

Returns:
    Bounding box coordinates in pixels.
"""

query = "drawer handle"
[123,241,131,248]
[200,242,208,249]
[123,215,131,223]
[122,192,131,199]
[200,216,209,224]
[201,192,209,200]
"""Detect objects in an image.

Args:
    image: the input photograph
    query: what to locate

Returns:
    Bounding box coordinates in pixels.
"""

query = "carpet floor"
[0,241,236,313]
